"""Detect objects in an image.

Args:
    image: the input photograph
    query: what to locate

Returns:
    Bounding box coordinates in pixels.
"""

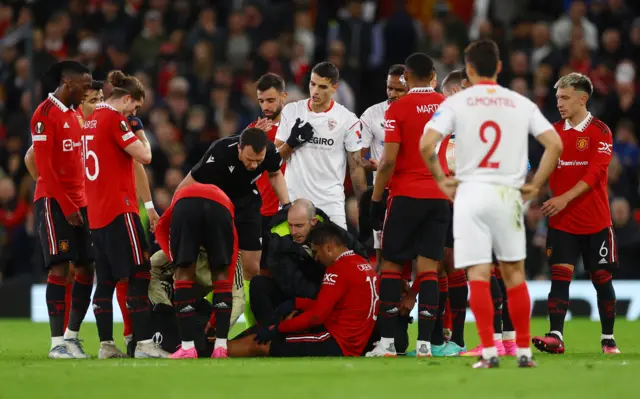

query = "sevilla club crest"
[328,119,337,131]
[576,137,589,151]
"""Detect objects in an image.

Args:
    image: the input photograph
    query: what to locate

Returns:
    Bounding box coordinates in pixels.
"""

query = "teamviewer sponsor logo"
[557,159,589,169]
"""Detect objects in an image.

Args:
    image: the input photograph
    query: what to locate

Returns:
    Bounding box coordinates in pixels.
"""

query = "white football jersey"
[360,100,388,182]
[426,83,553,188]
[276,99,362,210]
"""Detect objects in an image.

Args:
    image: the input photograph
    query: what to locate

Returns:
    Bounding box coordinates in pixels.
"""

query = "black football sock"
[213,280,233,340]
[46,274,67,339]
[249,275,275,326]
[448,270,468,347]
[93,280,116,342]
[395,315,410,354]
[67,271,93,333]
[430,276,448,345]
[490,274,503,335]
[378,271,403,343]
[417,271,439,342]
[591,270,616,336]
[127,271,153,341]
[495,272,514,332]
[548,265,572,335]
[174,279,198,343]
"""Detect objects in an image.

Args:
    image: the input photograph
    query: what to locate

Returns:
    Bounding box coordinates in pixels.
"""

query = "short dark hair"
[388,64,405,77]
[239,127,268,153]
[442,70,463,88]
[91,80,104,91]
[464,39,500,78]
[309,222,346,247]
[46,60,91,85]
[311,62,339,84]
[404,53,435,80]
[256,73,285,92]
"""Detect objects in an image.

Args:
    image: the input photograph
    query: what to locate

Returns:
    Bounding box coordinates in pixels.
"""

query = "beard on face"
[263,105,283,120]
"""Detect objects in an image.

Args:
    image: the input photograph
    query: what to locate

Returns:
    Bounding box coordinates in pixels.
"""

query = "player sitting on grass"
[227,223,378,357]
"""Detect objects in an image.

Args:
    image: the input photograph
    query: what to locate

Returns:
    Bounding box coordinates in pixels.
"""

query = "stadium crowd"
[2,0,640,282]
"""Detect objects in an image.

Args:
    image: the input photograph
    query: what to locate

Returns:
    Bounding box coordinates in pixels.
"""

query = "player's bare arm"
[268,170,290,205]
[124,129,152,164]
[420,128,457,199]
[360,147,378,172]
[24,145,38,180]
[347,151,367,201]
[134,161,159,231]
[175,172,197,194]
[371,142,399,201]
[525,128,562,205]
[275,139,294,162]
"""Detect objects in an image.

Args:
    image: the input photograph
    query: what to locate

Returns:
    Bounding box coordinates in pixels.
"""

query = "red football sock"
[468,280,495,348]
[63,282,72,331]
[116,281,133,337]
[444,299,452,331]
[507,282,531,348]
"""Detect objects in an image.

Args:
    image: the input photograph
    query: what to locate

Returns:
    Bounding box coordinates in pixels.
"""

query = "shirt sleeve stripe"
[32,135,47,142]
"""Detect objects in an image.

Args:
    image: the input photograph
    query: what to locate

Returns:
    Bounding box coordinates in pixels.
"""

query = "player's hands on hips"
[286,118,314,149]
[437,177,459,201]
[255,323,281,345]
[66,211,84,226]
[147,208,160,233]
[254,117,273,132]
[541,196,568,217]
[370,199,386,231]
[127,115,144,133]
[520,183,539,202]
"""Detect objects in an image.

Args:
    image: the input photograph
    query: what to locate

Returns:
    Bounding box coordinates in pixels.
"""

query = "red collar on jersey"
[474,80,498,85]
[307,99,335,113]
[408,87,435,94]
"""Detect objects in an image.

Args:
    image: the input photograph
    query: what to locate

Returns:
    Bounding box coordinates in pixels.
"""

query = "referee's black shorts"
[382,196,450,264]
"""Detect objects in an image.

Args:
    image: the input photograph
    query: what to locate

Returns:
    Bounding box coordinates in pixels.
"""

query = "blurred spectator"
[130,10,167,70]
[601,61,640,132]
[551,0,599,51]
[226,11,251,72]
[327,40,356,112]
[611,197,640,279]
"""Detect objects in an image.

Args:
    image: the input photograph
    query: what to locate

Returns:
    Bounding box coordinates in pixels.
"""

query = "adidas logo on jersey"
[599,258,608,264]
[419,310,433,318]
[179,305,196,313]
[63,122,70,128]
[214,302,230,309]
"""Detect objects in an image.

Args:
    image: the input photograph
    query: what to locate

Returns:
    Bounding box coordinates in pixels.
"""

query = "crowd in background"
[1,0,640,282]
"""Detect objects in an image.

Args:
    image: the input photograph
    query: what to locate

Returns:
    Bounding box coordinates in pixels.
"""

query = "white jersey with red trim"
[360,100,388,183]
[276,99,362,220]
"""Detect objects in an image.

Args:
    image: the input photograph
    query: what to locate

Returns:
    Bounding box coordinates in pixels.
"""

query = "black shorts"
[546,226,618,271]
[382,196,451,263]
[170,197,235,271]
[35,198,93,268]
[260,214,274,270]
[234,195,262,251]
[445,203,454,249]
[269,326,343,357]
[92,213,150,281]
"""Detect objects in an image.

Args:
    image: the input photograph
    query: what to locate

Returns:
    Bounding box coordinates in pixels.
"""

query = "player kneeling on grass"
[154,182,240,359]
[134,249,245,357]
[227,223,378,357]
[420,39,563,368]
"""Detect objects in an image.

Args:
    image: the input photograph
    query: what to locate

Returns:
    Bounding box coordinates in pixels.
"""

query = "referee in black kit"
[176,127,290,326]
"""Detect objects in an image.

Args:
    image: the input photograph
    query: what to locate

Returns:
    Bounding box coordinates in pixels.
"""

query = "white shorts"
[316,203,346,229]
[453,182,525,269]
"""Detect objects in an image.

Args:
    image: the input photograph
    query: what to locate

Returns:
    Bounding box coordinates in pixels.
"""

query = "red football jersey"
[279,251,378,356]
[154,182,238,266]
[384,87,450,199]
[31,94,87,216]
[549,114,613,234]
[83,103,140,229]
[247,120,286,217]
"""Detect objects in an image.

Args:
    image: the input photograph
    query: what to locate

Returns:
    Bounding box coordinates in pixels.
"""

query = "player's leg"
[490,266,506,356]
[532,227,579,354]
[445,245,468,352]
[92,228,124,358]
[414,198,450,357]
[63,207,95,358]
[585,227,620,353]
[35,198,75,359]
[260,214,273,275]
[250,275,286,326]
[366,197,410,357]
[204,200,238,358]
[116,213,168,358]
[429,265,449,356]
[234,200,262,328]
[115,280,133,350]
[227,334,271,357]
[63,265,74,332]
[494,267,515,355]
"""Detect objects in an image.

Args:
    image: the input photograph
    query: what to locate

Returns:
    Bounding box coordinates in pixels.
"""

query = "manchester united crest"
[328,119,337,131]
[576,137,589,151]
[59,240,70,253]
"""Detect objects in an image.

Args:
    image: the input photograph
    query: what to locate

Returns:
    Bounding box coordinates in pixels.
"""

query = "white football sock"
[482,346,498,360]
[51,336,64,349]
[214,338,227,350]
[64,329,78,339]
[181,341,195,350]
[503,331,515,340]
[550,330,563,341]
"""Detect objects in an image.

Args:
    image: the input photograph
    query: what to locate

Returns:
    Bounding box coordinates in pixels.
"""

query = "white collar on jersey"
[48,93,69,113]
[335,250,355,261]
[563,112,593,132]
[408,87,435,94]
[96,102,118,112]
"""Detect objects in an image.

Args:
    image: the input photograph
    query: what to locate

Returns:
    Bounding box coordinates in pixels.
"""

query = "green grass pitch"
[0,319,637,399]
